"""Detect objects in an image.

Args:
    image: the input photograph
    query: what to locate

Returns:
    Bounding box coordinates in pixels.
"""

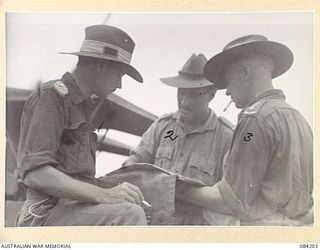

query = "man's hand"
[98,182,144,205]
[24,166,145,206]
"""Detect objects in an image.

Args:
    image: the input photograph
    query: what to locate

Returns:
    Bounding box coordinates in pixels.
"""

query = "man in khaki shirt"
[177,34,313,226]
[16,25,147,226]
[124,54,234,225]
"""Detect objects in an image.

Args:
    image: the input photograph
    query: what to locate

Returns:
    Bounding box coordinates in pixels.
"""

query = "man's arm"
[24,165,144,205]
[176,183,234,214]
[19,89,143,205]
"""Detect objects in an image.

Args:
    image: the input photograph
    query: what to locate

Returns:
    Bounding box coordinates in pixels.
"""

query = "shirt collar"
[243,89,285,111]
[254,89,285,102]
[173,109,218,134]
[61,72,88,104]
[239,89,286,117]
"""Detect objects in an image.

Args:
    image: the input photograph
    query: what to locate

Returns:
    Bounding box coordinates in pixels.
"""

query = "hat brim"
[204,41,293,89]
[160,74,215,88]
[59,51,143,83]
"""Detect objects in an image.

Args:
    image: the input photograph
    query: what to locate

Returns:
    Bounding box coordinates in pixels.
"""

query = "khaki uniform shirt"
[130,110,234,224]
[17,72,97,183]
[217,89,313,225]
[131,110,234,186]
[17,72,98,226]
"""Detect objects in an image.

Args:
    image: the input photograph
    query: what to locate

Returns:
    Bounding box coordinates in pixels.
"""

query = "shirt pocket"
[154,145,175,170]
[57,121,95,175]
[185,154,216,185]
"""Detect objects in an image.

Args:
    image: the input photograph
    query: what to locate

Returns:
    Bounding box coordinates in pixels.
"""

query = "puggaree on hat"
[160,53,215,88]
[60,25,143,83]
[204,34,294,89]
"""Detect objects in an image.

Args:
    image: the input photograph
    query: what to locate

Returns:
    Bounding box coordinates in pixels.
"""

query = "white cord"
[27,197,50,218]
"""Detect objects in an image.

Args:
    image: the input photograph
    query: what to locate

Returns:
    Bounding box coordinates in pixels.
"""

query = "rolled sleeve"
[130,120,160,163]
[17,89,65,180]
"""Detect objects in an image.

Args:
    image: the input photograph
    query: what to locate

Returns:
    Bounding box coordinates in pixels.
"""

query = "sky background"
[6,12,314,176]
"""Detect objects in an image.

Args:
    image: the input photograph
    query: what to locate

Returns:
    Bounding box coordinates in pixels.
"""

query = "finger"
[105,186,136,204]
[123,182,144,201]
[100,195,123,204]
[119,182,143,204]
[121,191,136,204]
[123,186,142,205]
[115,186,136,203]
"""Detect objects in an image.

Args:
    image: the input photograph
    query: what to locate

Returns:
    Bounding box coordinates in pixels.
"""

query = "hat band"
[80,40,132,63]
[178,70,204,77]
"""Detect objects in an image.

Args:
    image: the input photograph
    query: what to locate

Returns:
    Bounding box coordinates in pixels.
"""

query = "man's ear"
[208,88,217,102]
[96,62,106,73]
[243,64,251,81]
[242,65,253,90]
[84,61,98,75]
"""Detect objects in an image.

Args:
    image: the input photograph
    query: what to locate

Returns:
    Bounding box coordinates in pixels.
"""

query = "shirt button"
[249,184,253,188]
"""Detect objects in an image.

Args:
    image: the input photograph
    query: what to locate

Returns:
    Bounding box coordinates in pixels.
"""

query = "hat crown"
[160,53,214,88]
[223,34,268,52]
[179,53,208,76]
[85,25,135,53]
[59,24,143,83]
[204,34,293,90]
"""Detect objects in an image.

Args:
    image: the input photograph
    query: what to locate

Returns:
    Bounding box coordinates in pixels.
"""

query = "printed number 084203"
[300,244,318,248]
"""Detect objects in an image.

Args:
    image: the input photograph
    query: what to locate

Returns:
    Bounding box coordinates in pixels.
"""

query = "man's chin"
[179,111,194,121]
